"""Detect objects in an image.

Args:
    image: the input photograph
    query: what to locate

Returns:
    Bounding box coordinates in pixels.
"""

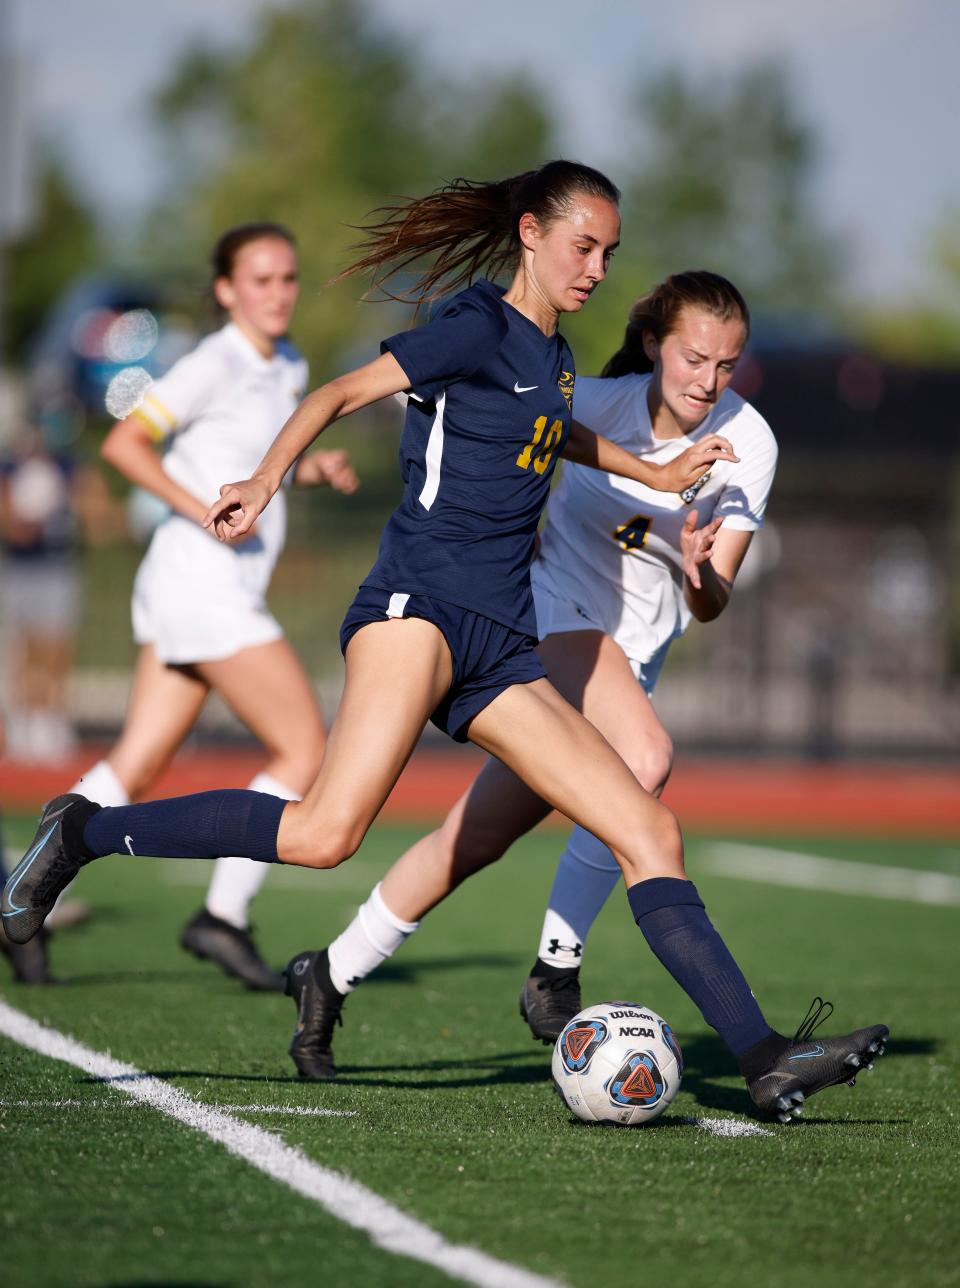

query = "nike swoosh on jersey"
[513,382,539,393]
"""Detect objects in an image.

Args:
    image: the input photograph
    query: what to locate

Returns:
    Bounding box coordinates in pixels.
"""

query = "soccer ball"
[552,1001,683,1126]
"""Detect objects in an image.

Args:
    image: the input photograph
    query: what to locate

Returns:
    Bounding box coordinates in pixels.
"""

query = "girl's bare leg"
[380,759,552,920]
[194,638,326,795]
[277,618,453,867]
[108,645,210,798]
[466,678,683,886]
[183,640,328,963]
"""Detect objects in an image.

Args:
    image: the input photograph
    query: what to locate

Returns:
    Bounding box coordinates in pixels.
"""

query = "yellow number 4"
[517,416,563,475]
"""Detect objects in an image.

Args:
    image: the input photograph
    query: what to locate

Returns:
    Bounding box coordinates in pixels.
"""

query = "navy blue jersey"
[365,279,575,635]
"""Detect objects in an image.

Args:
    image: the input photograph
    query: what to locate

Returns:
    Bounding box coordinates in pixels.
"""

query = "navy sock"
[628,876,773,1058]
[82,790,286,863]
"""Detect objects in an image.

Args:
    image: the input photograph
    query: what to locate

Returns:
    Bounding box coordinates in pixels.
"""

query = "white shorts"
[131,521,284,665]
[532,578,669,696]
[132,585,283,664]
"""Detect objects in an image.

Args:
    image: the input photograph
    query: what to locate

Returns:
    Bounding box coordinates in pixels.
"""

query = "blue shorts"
[339,586,547,742]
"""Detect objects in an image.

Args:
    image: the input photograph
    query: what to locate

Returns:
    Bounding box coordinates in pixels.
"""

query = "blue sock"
[82,790,286,863]
[628,876,773,1057]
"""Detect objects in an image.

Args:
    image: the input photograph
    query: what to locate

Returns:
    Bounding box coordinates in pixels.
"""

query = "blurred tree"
[858,205,960,366]
[142,0,553,379]
[620,62,844,317]
[3,156,102,364]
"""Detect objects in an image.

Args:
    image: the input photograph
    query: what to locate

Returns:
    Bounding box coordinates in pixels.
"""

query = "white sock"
[536,827,621,969]
[70,760,130,807]
[205,772,299,929]
[328,882,419,995]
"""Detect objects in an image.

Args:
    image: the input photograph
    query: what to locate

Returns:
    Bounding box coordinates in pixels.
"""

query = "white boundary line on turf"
[683,1116,774,1139]
[699,843,960,906]
[0,1097,773,1138]
[0,1001,566,1288]
[0,1098,356,1117]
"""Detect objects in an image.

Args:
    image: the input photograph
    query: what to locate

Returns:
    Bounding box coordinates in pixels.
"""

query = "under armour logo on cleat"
[292,959,310,976]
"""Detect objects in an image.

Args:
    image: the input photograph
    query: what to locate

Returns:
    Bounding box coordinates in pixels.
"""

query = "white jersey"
[130,323,308,663]
[533,372,777,668]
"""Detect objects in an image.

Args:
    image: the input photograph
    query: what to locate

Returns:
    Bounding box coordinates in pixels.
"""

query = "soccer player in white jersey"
[308,270,778,1042]
[68,223,356,988]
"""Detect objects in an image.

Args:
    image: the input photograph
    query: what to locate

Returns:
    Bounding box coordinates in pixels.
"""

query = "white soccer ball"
[552,1001,683,1126]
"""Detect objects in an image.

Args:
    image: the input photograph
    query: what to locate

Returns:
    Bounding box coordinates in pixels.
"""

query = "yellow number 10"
[516,416,563,475]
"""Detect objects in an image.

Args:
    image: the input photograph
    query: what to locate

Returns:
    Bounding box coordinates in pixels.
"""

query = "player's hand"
[658,435,739,493]
[296,448,359,494]
[680,510,724,590]
[202,477,272,542]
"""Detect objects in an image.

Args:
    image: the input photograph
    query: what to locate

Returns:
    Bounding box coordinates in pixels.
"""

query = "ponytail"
[332,160,620,307]
[602,270,750,378]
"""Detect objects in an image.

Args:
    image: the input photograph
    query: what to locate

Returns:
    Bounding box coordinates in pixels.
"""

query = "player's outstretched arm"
[204,352,408,541]
[681,514,754,619]
[562,420,739,492]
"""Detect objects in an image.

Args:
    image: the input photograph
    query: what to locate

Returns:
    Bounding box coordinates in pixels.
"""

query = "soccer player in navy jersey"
[4,161,886,1121]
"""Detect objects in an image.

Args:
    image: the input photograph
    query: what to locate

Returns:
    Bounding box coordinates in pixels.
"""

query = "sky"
[6,0,959,304]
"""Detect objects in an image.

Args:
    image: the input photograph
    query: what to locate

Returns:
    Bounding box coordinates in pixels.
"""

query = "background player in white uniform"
[70,222,357,989]
[310,270,777,1042]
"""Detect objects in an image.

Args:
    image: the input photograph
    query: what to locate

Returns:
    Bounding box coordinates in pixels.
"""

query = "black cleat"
[0,795,96,945]
[744,998,889,1123]
[519,964,582,1045]
[0,919,54,984]
[285,949,345,1079]
[180,908,283,991]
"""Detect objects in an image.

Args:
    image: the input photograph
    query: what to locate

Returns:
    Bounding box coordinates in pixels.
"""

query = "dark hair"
[211,222,297,282]
[332,160,620,305]
[602,270,750,378]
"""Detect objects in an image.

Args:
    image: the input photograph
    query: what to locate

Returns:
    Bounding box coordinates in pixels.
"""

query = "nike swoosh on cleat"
[2,823,59,915]
[513,382,538,393]
[787,1044,826,1060]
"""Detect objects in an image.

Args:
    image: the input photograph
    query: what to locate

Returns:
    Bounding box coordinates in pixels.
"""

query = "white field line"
[0,1098,355,1117]
[699,843,960,906]
[682,1116,774,1139]
[0,1096,772,1138]
[0,1001,566,1288]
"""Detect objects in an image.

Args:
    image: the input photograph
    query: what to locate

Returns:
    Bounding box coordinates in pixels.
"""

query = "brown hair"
[602,270,750,378]
[211,222,297,282]
[332,160,620,305]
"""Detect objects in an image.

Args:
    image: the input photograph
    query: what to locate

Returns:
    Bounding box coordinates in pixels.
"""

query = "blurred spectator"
[0,419,120,761]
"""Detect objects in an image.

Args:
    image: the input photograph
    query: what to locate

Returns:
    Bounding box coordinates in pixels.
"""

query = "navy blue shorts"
[339,586,547,742]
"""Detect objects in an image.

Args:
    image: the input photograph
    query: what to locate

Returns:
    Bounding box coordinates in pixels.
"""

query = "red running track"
[2,746,958,838]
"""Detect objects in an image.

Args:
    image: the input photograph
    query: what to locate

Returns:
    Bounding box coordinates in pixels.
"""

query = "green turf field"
[2,817,958,1288]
